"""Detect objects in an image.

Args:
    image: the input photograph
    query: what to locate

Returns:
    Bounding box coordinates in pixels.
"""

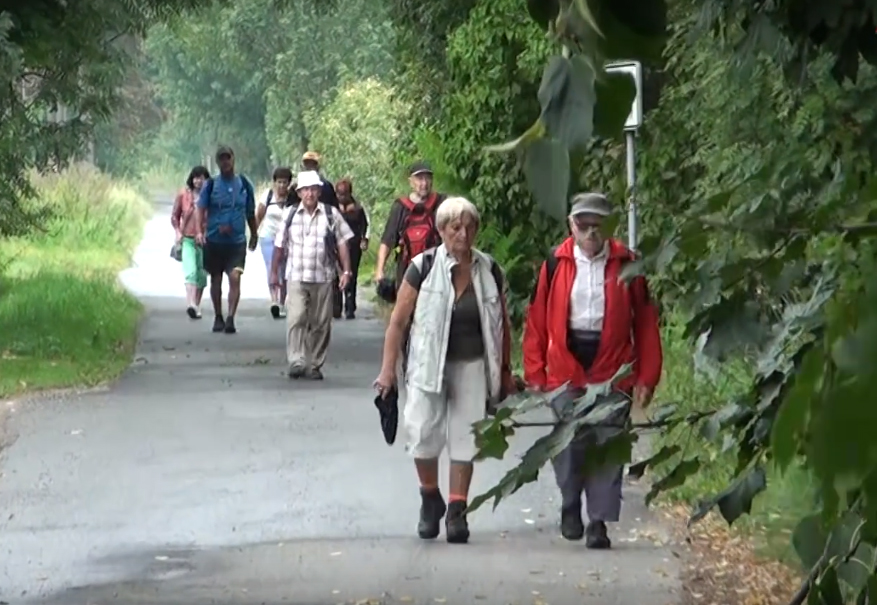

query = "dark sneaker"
[305,367,323,380]
[287,363,305,379]
[270,303,281,319]
[186,306,199,319]
[560,504,585,541]
[417,488,446,540]
[223,316,236,334]
[345,311,355,320]
[212,316,226,333]
[446,500,470,544]
[585,520,611,549]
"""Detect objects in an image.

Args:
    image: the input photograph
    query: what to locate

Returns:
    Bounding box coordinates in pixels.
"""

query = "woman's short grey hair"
[435,196,480,230]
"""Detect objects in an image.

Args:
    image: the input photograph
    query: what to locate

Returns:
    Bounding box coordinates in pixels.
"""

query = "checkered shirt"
[274,203,353,284]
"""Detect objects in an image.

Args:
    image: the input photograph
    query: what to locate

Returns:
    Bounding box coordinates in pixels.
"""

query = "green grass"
[0,164,151,399]
[652,317,817,568]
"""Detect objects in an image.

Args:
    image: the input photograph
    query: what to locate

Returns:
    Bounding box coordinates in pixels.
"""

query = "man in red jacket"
[522,192,663,549]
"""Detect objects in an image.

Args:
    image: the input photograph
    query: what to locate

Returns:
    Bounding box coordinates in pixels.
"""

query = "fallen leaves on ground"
[662,504,802,605]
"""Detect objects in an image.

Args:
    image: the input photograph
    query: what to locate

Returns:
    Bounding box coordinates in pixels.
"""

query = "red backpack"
[397,193,442,270]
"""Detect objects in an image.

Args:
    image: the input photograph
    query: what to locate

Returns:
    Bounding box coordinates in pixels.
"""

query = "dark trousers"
[332,242,363,317]
[550,329,630,522]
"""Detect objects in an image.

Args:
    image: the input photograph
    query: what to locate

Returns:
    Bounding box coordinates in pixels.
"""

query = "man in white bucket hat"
[270,170,354,380]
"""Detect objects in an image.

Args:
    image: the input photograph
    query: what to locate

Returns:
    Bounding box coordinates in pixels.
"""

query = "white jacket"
[406,245,505,403]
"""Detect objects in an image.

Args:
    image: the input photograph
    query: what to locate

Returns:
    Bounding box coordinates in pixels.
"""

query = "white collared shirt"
[569,242,607,331]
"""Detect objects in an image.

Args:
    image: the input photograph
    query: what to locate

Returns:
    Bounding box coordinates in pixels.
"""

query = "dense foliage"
[0,0,213,237]
[15,0,877,601]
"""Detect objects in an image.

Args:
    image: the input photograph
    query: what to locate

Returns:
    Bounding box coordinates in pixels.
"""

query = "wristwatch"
[342,271,352,276]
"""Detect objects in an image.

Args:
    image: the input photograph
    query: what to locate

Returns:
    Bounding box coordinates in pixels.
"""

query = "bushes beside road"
[0,164,150,399]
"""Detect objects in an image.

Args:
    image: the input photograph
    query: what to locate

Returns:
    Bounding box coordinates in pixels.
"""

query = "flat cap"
[215,145,234,159]
[569,192,613,217]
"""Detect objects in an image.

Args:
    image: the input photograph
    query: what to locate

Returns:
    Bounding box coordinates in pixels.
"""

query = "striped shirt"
[274,203,353,283]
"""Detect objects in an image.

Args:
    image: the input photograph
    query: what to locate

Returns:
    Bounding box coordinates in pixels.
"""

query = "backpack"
[397,193,442,271]
[203,174,255,208]
[532,245,648,307]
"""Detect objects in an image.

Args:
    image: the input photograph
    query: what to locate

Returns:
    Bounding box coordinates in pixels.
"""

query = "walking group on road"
[171,145,664,551]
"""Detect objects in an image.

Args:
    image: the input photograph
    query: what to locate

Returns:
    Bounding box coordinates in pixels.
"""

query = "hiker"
[335,178,370,319]
[289,151,338,209]
[256,166,294,319]
[172,165,210,319]
[374,161,446,293]
[522,192,663,549]
[269,170,354,380]
[194,146,258,334]
[373,196,516,544]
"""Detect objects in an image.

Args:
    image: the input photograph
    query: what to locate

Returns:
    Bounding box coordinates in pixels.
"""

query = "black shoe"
[212,316,225,333]
[305,367,323,380]
[585,520,611,549]
[270,303,281,319]
[186,306,199,319]
[345,312,355,320]
[560,504,585,541]
[446,500,470,544]
[417,488,446,540]
[223,316,236,334]
[287,363,305,379]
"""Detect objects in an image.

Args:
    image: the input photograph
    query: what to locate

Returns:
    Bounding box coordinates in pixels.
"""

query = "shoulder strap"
[398,197,415,211]
[416,249,437,285]
[204,178,214,199]
[489,258,504,293]
[266,190,274,205]
[545,246,560,287]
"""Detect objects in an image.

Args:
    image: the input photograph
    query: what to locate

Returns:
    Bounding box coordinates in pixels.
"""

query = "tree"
[0,0,212,236]
[305,77,410,223]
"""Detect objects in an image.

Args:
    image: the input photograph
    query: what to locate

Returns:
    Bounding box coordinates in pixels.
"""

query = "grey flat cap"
[569,192,613,217]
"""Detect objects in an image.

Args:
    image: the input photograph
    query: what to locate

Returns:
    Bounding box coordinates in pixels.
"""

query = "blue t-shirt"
[197,174,255,245]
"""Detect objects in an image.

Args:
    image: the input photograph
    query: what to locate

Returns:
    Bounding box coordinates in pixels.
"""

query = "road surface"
[0,202,682,604]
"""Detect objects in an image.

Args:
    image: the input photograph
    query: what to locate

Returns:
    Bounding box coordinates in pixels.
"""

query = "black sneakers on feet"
[417,488,446,540]
[305,367,323,380]
[287,363,305,379]
[446,500,470,544]
[223,316,236,334]
[560,504,585,541]
[270,303,281,319]
[186,306,200,319]
[212,316,225,332]
[585,520,611,549]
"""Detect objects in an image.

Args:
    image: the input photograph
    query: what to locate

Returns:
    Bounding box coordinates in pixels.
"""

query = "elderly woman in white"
[374,196,516,544]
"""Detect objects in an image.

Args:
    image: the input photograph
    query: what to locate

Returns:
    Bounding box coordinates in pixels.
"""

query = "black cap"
[215,145,234,159]
[409,161,432,177]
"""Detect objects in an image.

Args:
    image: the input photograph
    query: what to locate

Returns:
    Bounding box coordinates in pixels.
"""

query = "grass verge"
[0,164,151,399]
[651,318,816,568]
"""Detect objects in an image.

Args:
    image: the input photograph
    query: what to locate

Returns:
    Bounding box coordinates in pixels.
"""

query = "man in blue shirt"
[194,146,258,334]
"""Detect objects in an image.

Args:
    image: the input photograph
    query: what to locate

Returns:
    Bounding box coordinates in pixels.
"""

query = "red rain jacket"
[522,237,663,392]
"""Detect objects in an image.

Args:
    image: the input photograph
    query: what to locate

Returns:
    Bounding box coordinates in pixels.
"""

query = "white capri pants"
[403,357,488,461]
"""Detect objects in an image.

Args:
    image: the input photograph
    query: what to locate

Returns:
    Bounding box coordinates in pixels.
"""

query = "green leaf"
[793,514,828,568]
[815,566,844,605]
[690,466,767,525]
[771,346,823,472]
[628,444,681,479]
[593,69,636,139]
[645,457,701,506]
[537,55,596,150]
[523,137,570,220]
[699,402,750,441]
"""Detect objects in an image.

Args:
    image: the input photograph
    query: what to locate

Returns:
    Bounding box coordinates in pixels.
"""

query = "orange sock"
[449,493,467,503]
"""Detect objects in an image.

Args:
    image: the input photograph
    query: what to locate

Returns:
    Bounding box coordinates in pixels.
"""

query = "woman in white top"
[255,167,293,318]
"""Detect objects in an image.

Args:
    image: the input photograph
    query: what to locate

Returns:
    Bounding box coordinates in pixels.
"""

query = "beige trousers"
[286,281,333,370]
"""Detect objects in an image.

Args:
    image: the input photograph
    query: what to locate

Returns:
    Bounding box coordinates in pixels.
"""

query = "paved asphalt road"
[0,202,682,604]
